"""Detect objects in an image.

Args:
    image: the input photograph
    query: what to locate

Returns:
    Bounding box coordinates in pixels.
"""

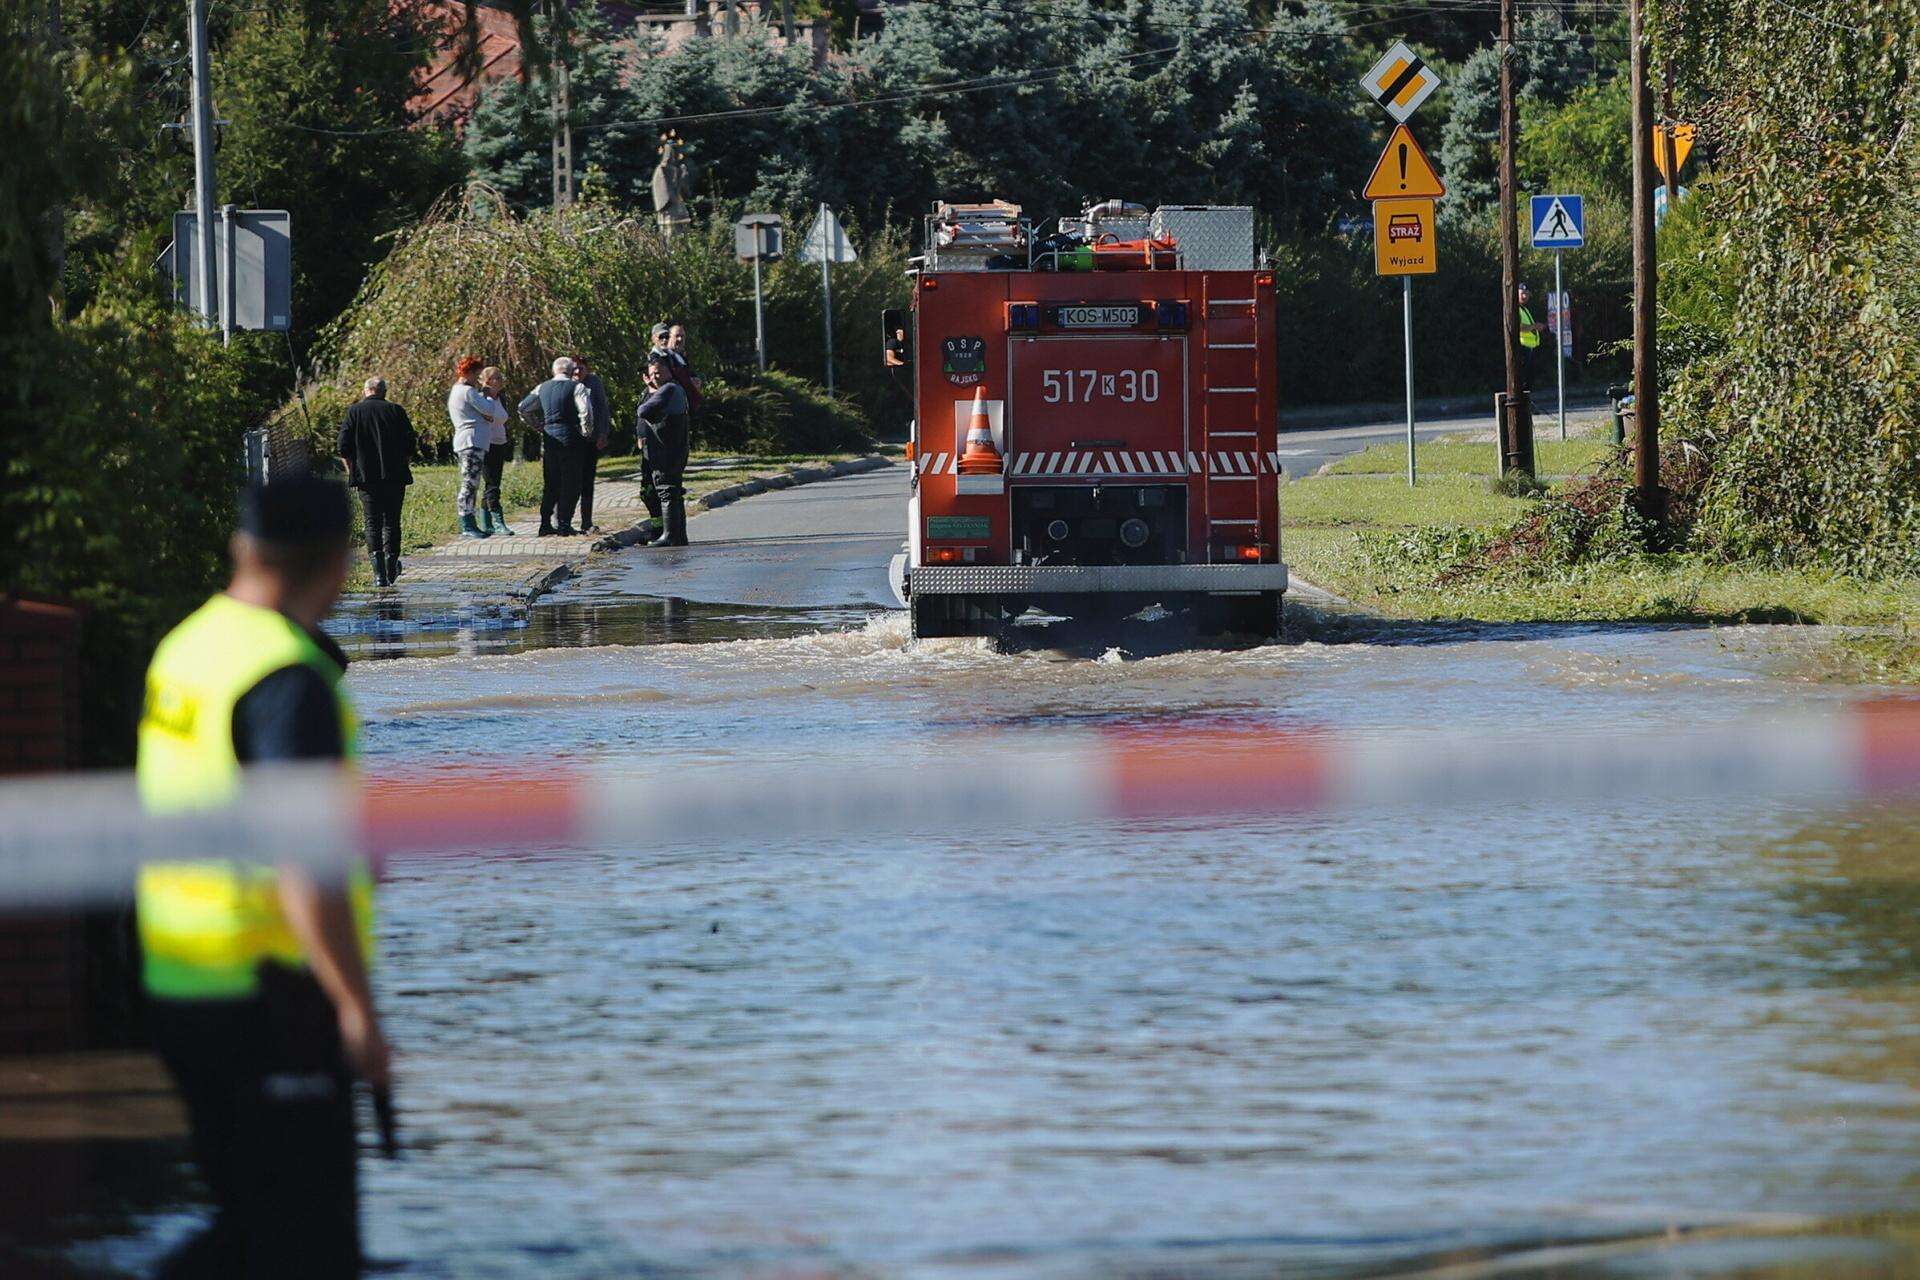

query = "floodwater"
[33,580,1920,1277]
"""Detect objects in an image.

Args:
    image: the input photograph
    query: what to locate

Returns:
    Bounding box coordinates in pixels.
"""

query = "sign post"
[800,204,858,396]
[1528,193,1585,443]
[734,213,783,372]
[1363,114,1445,486]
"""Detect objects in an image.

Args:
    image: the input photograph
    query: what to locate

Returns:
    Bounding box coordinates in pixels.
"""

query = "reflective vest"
[136,594,375,1000]
[1519,305,1542,349]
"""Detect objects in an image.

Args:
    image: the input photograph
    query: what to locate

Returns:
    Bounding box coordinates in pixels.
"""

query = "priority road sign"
[1653,123,1695,180]
[1529,194,1585,249]
[1363,125,1446,201]
[1361,41,1442,123]
[1373,198,1437,275]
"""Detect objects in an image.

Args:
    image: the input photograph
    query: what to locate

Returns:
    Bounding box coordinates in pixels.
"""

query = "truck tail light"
[921,277,938,290]
[1233,543,1264,562]
[903,442,917,461]
[927,546,978,564]
[1255,272,1274,288]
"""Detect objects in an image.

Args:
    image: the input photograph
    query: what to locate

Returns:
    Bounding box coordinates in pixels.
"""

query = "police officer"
[635,353,690,547]
[137,474,386,1278]
[1516,283,1547,396]
[517,356,593,537]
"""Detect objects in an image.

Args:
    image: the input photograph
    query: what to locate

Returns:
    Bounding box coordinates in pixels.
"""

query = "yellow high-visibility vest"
[136,594,374,1000]
[1519,305,1542,349]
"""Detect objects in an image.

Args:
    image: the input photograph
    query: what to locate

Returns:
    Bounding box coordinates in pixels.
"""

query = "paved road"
[597,406,1611,609]
[598,465,908,609]
[1274,402,1611,477]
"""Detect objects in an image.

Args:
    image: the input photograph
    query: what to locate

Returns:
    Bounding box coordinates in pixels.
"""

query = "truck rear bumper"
[908,562,1289,596]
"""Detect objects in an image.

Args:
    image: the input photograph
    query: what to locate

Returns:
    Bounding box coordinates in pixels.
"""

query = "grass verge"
[1283,433,1920,680]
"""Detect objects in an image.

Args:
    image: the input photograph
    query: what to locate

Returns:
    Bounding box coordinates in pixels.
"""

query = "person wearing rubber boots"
[137,474,390,1278]
[634,353,690,547]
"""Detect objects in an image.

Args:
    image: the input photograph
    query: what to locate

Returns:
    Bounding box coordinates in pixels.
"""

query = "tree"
[215,0,462,352]
[465,10,657,210]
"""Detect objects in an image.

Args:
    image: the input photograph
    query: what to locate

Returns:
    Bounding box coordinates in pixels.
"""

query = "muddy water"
[312,598,1920,1278]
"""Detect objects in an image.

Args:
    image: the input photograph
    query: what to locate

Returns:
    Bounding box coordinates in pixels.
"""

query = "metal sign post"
[800,204,858,397]
[1403,277,1416,486]
[735,213,783,374]
[1553,250,1566,440]
[1361,46,1445,488]
[1529,194,1585,445]
[751,241,766,372]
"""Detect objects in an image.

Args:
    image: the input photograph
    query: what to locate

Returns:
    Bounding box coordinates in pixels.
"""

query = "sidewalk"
[359,455,894,602]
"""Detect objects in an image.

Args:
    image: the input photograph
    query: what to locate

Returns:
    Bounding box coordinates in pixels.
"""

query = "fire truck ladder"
[1200,281,1264,559]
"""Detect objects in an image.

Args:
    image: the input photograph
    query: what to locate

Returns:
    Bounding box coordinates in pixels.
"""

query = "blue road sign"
[1530,194,1585,249]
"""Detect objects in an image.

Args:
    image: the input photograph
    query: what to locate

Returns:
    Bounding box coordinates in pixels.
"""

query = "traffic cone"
[956,388,1002,475]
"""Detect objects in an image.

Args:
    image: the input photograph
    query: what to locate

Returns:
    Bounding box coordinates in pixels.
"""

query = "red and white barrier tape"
[1,702,1915,908]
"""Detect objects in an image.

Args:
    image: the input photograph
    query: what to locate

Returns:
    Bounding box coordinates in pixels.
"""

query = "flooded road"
[34,470,1920,1278]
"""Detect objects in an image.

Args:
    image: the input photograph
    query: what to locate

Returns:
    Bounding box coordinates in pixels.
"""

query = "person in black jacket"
[336,377,415,587]
[635,354,690,547]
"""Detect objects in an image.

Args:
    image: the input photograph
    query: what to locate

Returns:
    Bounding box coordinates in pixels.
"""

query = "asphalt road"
[600,405,1612,609]
[1273,401,1612,477]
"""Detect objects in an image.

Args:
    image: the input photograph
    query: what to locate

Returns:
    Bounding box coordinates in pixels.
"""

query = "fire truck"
[884,199,1288,641]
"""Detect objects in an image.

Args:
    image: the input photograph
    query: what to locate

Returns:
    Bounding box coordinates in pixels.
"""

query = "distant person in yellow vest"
[137,474,385,1278]
[1516,282,1548,398]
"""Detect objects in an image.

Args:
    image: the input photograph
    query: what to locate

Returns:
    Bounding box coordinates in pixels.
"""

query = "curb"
[696,455,891,511]
[521,454,896,604]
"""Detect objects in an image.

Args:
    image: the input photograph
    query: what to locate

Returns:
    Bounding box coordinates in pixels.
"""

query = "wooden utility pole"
[1628,0,1664,518]
[549,0,574,211]
[1496,0,1534,478]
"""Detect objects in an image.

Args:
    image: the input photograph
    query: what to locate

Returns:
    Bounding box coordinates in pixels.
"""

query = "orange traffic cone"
[956,388,1002,475]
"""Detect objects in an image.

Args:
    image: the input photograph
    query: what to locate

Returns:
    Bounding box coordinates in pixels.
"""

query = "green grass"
[1284,473,1538,530]
[1321,434,1614,478]
[1280,442,1920,682]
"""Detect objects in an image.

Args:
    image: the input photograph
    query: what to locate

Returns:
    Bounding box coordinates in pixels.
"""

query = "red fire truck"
[884,199,1288,641]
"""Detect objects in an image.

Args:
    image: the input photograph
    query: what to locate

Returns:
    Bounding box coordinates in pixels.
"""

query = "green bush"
[697,369,872,456]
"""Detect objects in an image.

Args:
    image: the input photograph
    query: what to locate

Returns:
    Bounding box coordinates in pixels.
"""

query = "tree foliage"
[1659,0,1920,575]
[310,189,904,454]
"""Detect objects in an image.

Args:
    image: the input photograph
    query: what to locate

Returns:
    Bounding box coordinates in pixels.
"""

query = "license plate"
[1055,305,1140,329]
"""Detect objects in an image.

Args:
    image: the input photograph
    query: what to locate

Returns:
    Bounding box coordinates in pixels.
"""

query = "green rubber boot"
[459,512,490,539]
[489,506,516,536]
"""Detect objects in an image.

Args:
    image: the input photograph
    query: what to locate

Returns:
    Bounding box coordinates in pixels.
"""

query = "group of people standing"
[333,324,703,587]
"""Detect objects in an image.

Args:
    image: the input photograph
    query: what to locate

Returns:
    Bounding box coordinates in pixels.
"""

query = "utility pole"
[42,0,65,314]
[724,0,738,37]
[1496,0,1534,478]
[188,0,219,327]
[1629,0,1664,519]
[549,0,573,211]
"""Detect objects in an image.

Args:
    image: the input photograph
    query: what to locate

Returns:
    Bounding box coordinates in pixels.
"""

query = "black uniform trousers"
[576,437,602,528]
[540,433,581,529]
[356,482,404,578]
[649,433,689,544]
[148,967,360,1279]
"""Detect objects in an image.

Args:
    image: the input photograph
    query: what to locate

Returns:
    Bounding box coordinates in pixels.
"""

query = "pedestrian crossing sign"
[1530,194,1585,249]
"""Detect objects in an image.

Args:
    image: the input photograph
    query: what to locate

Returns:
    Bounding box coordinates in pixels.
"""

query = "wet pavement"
[10,470,1920,1278]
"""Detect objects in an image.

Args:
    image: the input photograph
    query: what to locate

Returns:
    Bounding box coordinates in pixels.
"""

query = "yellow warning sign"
[1363,125,1446,201]
[1654,122,1695,179]
[1374,198,1437,276]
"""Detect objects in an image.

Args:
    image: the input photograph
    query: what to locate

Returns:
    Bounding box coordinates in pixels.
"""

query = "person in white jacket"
[447,356,507,539]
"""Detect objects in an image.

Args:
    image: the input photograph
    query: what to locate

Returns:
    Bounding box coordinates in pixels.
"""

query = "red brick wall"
[0,595,89,1053]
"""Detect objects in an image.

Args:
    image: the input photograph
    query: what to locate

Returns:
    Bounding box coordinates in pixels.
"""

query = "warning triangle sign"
[1363,124,1446,201]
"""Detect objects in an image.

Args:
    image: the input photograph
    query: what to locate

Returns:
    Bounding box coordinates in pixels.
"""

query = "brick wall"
[0,595,89,1053]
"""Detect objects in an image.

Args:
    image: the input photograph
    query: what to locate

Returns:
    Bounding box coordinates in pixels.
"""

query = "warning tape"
[1,702,1915,909]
